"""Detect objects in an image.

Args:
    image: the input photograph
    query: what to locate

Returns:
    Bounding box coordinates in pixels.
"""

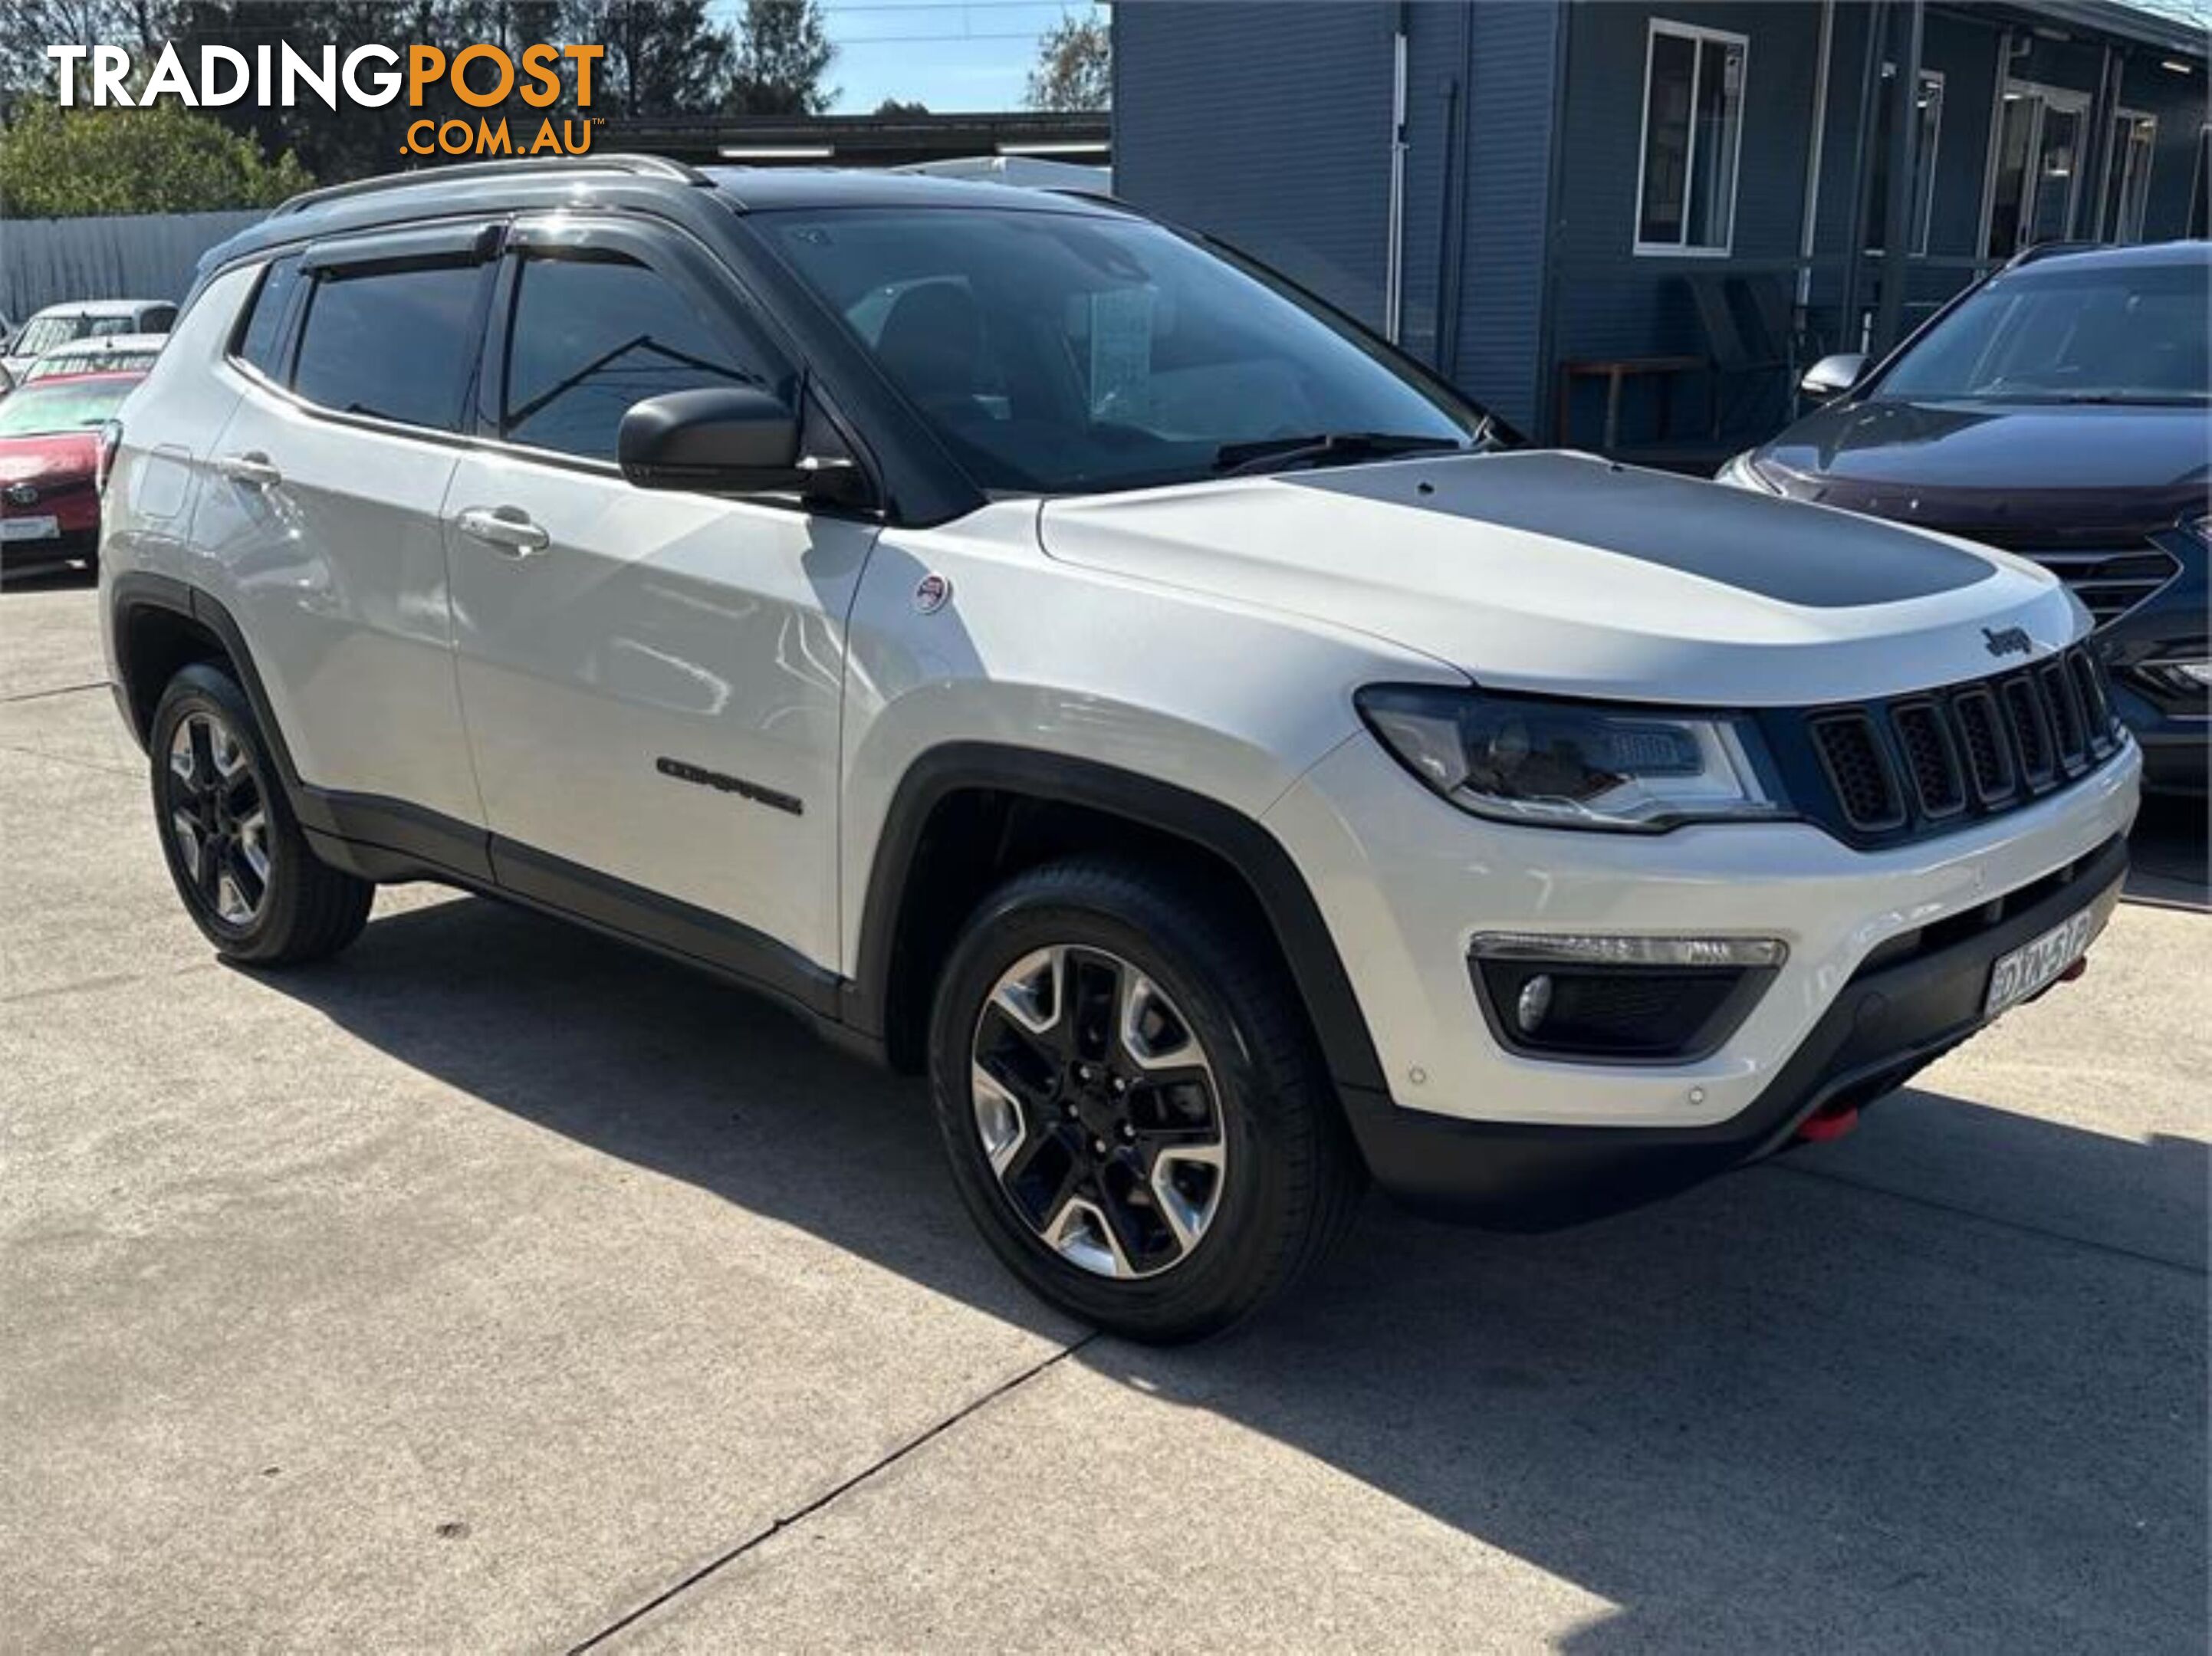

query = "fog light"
[1468,933,1786,1063]
[1516,973,1554,1033]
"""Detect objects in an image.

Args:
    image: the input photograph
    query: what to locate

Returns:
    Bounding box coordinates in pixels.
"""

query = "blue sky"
[760,0,1099,114]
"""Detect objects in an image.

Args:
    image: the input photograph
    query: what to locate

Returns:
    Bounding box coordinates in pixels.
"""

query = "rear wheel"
[930,858,1363,1342]
[150,663,372,964]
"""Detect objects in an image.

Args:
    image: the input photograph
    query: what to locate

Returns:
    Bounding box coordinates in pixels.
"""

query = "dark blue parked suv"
[1721,242,2207,796]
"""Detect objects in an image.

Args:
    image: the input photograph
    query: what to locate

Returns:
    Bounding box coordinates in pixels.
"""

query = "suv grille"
[1783,646,2123,843]
[2008,545,2182,629]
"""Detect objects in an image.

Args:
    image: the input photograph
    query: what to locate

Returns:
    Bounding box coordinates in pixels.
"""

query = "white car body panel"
[189,377,484,827]
[443,448,875,969]
[100,266,257,669]
[1266,728,2138,1129]
[1040,450,2083,706]
[834,501,1457,973]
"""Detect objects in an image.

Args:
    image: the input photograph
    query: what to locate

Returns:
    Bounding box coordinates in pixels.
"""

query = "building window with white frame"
[1635,20,1749,254]
[2102,109,2158,242]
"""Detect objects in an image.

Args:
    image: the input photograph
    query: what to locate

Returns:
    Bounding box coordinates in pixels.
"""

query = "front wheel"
[929,859,1363,1342]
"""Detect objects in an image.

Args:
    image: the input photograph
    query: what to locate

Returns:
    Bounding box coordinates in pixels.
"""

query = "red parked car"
[0,370,143,573]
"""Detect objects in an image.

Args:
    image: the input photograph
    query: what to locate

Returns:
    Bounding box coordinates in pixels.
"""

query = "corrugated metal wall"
[1114,1,1395,330]
[0,210,265,323]
[1445,0,1560,436]
[1111,0,1561,435]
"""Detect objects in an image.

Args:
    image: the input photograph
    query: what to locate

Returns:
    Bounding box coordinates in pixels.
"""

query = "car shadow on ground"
[250,890,2207,1651]
[2126,790,2208,910]
[0,558,97,593]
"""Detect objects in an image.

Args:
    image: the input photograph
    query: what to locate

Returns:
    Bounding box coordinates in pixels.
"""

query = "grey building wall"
[1547,0,1827,440]
[1432,0,1560,435]
[1113,0,2207,452]
[0,209,265,321]
[1113,0,1561,435]
[1115,1,1395,327]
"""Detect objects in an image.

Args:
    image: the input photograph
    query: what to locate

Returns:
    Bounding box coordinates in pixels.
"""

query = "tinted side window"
[502,251,781,461]
[142,304,176,333]
[294,261,487,432]
[234,255,304,376]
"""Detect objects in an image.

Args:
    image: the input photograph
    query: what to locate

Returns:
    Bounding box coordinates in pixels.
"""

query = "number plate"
[0,515,59,542]
[1984,908,2097,1020]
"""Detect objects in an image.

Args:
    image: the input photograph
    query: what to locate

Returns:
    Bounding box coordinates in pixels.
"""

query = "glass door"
[1985,83,2093,258]
[2101,110,2158,242]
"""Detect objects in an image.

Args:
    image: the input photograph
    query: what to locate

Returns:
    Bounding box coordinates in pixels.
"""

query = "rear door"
[443,214,876,974]
[191,222,500,846]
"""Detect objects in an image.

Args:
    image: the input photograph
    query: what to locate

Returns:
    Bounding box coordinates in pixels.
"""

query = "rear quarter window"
[232,255,305,378]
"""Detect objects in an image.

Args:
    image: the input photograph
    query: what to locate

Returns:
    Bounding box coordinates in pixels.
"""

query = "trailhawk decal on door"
[654,756,804,816]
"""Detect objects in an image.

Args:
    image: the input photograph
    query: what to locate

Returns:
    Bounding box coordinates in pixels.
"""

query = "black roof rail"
[2005,239,2106,269]
[270,153,709,218]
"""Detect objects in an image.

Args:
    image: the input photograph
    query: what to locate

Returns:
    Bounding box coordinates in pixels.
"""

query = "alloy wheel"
[167,709,271,928]
[969,945,1228,1279]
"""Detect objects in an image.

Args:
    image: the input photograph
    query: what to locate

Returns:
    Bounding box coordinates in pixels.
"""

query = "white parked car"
[99,160,2138,1340]
[2,297,175,384]
[19,331,168,383]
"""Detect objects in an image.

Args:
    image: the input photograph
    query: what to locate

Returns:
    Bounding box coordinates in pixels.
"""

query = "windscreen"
[1876,259,2209,405]
[10,314,95,358]
[0,376,137,436]
[757,206,1479,493]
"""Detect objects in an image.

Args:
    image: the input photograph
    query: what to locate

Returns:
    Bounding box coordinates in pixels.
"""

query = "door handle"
[455,504,551,557]
[213,450,281,489]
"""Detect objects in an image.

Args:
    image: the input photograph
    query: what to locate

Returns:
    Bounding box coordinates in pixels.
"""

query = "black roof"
[2006,239,2210,273]
[196,155,1126,278]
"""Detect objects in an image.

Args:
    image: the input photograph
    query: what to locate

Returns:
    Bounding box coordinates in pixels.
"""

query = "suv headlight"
[1715,449,1780,493]
[1356,685,1786,831]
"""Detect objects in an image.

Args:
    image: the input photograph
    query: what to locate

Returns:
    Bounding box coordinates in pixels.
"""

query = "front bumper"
[1337,833,2126,1227]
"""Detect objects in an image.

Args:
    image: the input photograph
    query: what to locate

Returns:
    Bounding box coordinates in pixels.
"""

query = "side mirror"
[617,386,869,509]
[619,386,803,492]
[1799,353,1868,401]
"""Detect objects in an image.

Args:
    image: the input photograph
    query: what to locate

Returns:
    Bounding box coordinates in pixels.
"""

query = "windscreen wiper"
[1211,430,1470,478]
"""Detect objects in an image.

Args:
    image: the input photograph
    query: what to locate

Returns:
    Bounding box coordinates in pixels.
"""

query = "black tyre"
[149,662,373,964]
[929,858,1364,1342]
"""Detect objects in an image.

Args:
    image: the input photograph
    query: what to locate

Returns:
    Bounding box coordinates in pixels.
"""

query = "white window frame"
[2100,106,2158,242]
[1632,18,1751,258]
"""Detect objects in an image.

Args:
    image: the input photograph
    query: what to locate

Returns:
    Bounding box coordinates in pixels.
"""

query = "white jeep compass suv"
[100,159,2140,1341]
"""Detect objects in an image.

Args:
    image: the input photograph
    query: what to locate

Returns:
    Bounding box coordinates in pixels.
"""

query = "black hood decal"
[1289,451,1995,608]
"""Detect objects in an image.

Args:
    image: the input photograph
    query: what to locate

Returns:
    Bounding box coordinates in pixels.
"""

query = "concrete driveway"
[2,573,2204,1653]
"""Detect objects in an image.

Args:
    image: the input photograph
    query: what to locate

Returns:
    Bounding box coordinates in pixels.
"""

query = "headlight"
[1356,685,1786,831]
[1714,449,1779,493]
[2181,512,2210,548]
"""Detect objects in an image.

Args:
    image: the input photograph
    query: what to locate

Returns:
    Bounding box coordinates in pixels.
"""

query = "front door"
[444,216,876,977]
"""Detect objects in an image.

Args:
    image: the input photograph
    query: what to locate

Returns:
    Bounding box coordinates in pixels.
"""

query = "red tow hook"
[1796,1102,1860,1144]
[2059,957,2089,984]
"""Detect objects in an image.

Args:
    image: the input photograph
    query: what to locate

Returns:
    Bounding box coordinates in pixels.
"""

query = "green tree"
[0,96,311,215]
[874,97,928,117]
[725,0,833,117]
[564,0,734,117]
[1024,6,1108,112]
